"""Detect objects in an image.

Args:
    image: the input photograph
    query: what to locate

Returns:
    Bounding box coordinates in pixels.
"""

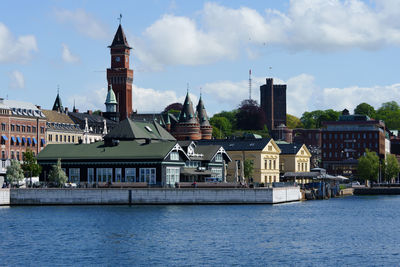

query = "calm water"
[1,196,400,266]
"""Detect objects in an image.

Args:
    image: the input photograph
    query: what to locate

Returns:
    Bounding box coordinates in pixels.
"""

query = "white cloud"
[61,43,79,63]
[0,22,37,63]
[134,1,400,68]
[54,8,108,39]
[8,70,25,89]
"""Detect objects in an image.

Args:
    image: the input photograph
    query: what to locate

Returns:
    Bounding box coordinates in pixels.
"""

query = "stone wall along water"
[0,189,10,206]
[9,187,300,205]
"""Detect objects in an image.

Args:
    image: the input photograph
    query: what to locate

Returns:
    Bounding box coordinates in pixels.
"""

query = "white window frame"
[125,168,136,182]
[170,151,179,161]
[69,168,80,183]
[166,167,180,185]
[139,168,156,184]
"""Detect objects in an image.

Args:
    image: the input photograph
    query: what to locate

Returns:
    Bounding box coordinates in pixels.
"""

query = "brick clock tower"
[107,24,133,121]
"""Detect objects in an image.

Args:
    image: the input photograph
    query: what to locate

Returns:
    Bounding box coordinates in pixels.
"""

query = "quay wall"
[0,189,10,206]
[354,187,400,195]
[9,187,301,205]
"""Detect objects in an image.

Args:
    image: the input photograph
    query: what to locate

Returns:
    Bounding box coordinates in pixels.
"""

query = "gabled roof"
[196,96,210,127]
[109,24,131,49]
[178,141,231,162]
[52,93,63,112]
[131,113,178,127]
[179,92,197,124]
[278,143,308,155]
[69,112,117,126]
[197,138,272,151]
[105,118,176,141]
[42,110,75,124]
[37,140,176,161]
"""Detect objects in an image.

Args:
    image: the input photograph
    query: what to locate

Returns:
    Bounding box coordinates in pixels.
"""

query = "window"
[1,151,5,159]
[87,168,94,184]
[264,160,267,169]
[11,124,15,131]
[329,134,332,139]
[32,126,36,133]
[115,168,122,182]
[297,163,300,171]
[334,134,337,139]
[96,168,112,183]
[273,160,276,170]
[125,168,136,182]
[166,167,180,185]
[269,160,272,170]
[69,168,80,183]
[56,135,58,142]
[17,152,20,161]
[268,145,272,151]
[68,136,70,143]
[40,127,44,134]
[305,163,307,171]
[170,151,179,161]
[64,136,66,142]
[215,154,223,162]
[1,123,5,131]
[11,151,14,159]
[329,143,332,149]
[323,143,326,148]
[211,168,223,180]
[323,134,326,139]
[27,126,31,132]
[16,125,20,132]
[139,168,156,184]
[72,136,75,143]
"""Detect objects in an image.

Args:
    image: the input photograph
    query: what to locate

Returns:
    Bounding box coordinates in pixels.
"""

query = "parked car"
[64,182,77,188]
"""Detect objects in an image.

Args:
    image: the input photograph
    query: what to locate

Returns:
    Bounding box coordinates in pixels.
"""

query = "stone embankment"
[2,187,301,206]
[0,189,10,206]
[354,187,400,195]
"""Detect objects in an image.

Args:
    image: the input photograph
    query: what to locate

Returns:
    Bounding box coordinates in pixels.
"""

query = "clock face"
[115,56,121,62]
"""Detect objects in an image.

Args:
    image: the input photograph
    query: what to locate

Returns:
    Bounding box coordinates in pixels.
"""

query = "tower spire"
[118,14,122,25]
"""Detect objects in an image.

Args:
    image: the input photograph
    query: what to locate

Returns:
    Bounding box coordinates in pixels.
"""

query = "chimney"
[36,105,41,109]
[75,109,79,113]
[87,110,92,115]
[65,107,69,113]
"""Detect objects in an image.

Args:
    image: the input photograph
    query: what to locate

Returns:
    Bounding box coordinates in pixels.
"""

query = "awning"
[11,136,16,142]
[27,138,31,144]
[32,138,37,144]
[17,137,21,144]
[22,137,26,143]
[181,168,213,176]
[1,135,8,141]
[41,138,45,145]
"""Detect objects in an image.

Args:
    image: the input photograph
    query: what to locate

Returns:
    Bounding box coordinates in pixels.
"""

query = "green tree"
[48,159,68,187]
[382,154,400,182]
[354,103,376,118]
[357,149,379,182]
[6,160,25,186]
[243,159,254,181]
[287,114,303,129]
[300,109,340,129]
[376,101,400,130]
[21,148,42,178]
[210,116,232,138]
[212,110,238,130]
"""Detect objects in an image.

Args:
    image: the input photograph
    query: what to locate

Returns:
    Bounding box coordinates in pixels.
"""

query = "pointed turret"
[105,85,117,112]
[196,96,212,140]
[171,91,201,140]
[109,24,131,49]
[52,92,63,113]
[179,92,197,124]
[103,85,120,122]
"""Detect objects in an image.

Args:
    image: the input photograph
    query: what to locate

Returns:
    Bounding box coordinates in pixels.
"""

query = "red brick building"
[107,24,133,121]
[0,98,47,174]
[321,113,387,177]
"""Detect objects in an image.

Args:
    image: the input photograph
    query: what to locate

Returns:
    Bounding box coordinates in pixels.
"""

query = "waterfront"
[1,196,400,266]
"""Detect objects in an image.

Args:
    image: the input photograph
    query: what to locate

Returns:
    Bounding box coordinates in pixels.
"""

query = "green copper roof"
[105,118,176,141]
[37,140,176,161]
[105,86,117,105]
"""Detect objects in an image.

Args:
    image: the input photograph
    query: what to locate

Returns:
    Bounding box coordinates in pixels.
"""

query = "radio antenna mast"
[249,69,252,100]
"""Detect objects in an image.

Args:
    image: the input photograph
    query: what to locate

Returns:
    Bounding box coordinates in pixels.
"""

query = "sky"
[1,0,400,117]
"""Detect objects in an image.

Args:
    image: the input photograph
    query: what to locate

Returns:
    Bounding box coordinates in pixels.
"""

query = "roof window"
[145,126,153,132]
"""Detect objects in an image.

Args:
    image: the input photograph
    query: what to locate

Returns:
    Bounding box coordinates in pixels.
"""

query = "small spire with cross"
[57,84,60,95]
[200,87,202,98]
[187,83,189,93]
[118,14,122,25]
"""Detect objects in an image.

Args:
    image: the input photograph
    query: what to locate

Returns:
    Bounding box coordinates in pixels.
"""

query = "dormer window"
[215,154,223,162]
[170,151,179,161]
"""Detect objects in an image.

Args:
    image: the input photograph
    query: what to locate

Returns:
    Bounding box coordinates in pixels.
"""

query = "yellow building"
[41,110,83,144]
[277,143,312,184]
[198,138,281,184]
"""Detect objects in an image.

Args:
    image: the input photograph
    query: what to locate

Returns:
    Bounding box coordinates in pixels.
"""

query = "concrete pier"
[0,189,10,206]
[6,187,301,205]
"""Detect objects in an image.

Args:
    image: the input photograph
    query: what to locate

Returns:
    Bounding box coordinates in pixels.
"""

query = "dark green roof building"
[37,118,189,187]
